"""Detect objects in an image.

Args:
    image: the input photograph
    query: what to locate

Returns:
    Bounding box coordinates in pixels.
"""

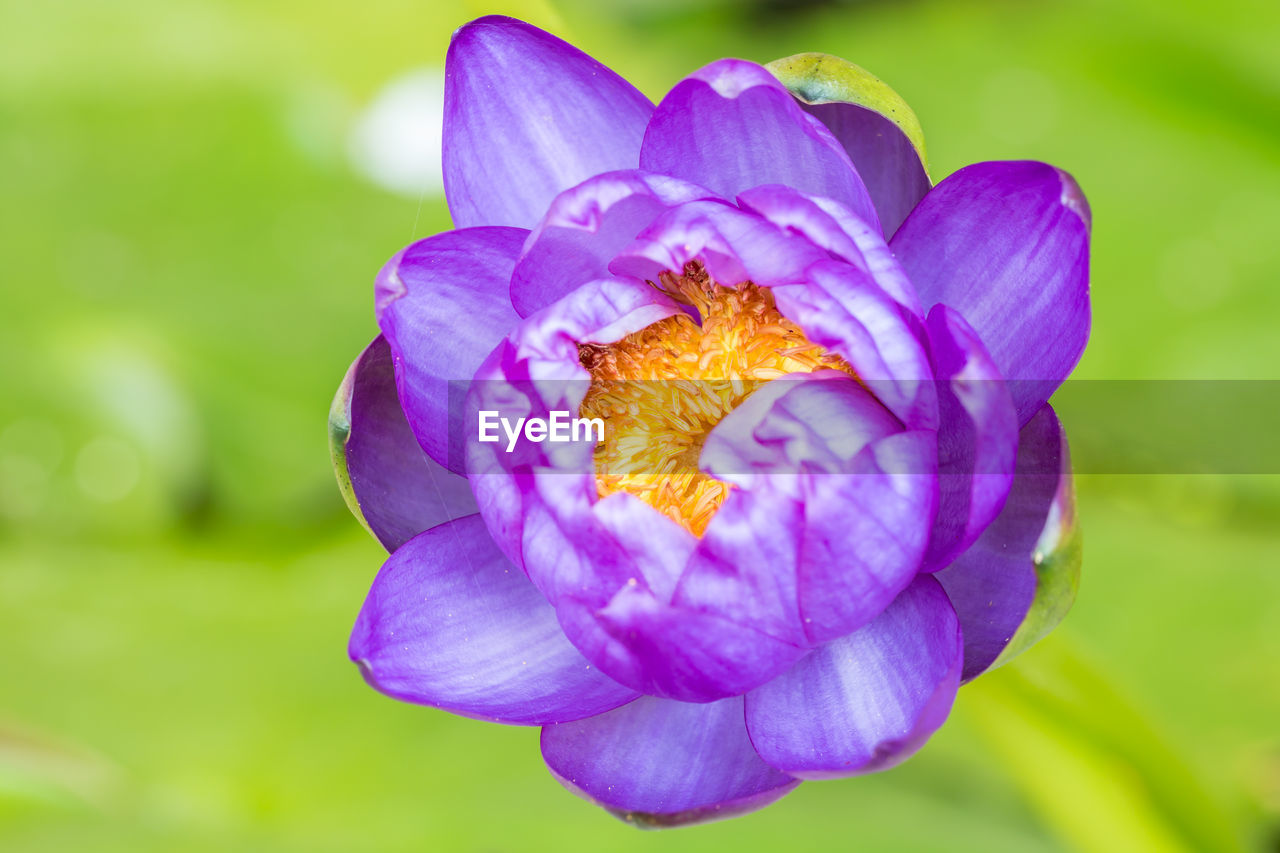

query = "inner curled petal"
[578,261,854,535]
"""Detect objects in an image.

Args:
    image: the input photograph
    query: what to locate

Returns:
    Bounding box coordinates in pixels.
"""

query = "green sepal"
[764,52,928,170]
[329,349,375,540]
[993,468,1083,670]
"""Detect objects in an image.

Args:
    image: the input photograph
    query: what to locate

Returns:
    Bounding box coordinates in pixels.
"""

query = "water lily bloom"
[331,15,1089,826]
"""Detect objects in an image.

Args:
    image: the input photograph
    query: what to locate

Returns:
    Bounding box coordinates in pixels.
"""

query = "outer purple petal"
[801,102,931,237]
[375,226,526,474]
[349,515,638,725]
[640,59,880,232]
[586,586,808,702]
[330,335,477,551]
[921,305,1019,572]
[935,404,1079,680]
[745,575,961,779]
[443,17,654,229]
[890,161,1091,424]
[541,696,798,827]
[510,171,715,317]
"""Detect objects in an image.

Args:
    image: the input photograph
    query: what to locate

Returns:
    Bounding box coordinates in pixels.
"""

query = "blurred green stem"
[963,637,1245,852]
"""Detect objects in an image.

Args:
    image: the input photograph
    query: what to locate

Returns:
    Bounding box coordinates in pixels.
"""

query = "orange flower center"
[578,262,853,535]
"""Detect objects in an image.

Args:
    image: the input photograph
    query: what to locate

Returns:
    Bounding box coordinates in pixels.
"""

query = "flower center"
[578,262,853,536]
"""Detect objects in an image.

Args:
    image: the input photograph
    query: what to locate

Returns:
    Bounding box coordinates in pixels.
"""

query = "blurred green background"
[2,0,1278,850]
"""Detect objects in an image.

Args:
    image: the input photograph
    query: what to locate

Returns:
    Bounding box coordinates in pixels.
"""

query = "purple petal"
[349,515,637,725]
[890,161,1091,424]
[592,492,698,603]
[935,404,1079,680]
[921,305,1019,572]
[501,276,682,368]
[520,472,636,602]
[793,430,938,643]
[770,262,937,429]
[588,585,808,702]
[745,575,961,779]
[330,336,477,551]
[375,226,525,474]
[517,472,805,703]
[640,59,880,232]
[608,200,937,428]
[510,479,806,703]
[801,102,931,237]
[763,52,931,237]
[541,695,799,827]
[443,17,654,229]
[673,486,809,648]
[699,371,902,486]
[464,278,684,566]
[510,170,714,317]
[610,197,828,288]
[695,375,936,645]
[736,184,922,315]
[464,317,805,702]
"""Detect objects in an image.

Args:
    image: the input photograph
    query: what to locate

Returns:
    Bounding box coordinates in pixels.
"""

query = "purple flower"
[330,16,1089,826]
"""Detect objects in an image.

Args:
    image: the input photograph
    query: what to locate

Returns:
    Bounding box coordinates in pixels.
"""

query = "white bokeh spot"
[349,68,447,198]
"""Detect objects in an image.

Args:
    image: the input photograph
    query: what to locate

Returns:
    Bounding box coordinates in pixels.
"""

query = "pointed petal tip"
[891,159,1091,424]
[372,247,408,317]
[443,16,652,229]
[350,516,638,725]
[348,631,401,703]
[687,57,783,98]
[449,14,528,45]
[641,60,881,232]
[350,654,375,686]
[1055,167,1092,231]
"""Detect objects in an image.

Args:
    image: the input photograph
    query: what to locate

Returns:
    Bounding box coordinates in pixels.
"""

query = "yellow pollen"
[578,262,854,536]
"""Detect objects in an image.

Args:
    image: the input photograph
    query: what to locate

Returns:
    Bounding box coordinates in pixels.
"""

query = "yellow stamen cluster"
[578,262,853,536]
